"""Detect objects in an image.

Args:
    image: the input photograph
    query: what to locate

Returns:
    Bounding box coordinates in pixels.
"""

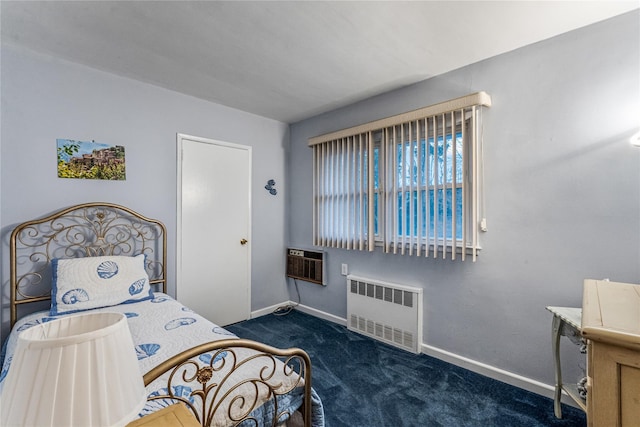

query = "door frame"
[176,133,252,319]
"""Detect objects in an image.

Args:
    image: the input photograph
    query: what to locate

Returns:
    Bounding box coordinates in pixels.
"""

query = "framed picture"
[57,139,126,180]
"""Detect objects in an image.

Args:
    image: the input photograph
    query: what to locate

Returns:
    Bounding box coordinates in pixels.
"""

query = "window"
[310,92,490,261]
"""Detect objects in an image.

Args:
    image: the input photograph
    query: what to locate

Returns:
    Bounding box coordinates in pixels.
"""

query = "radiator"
[346,275,423,353]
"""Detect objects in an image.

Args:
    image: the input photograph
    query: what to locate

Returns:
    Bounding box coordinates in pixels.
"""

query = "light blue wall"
[0,44,290,339]
[288,11,640,385]
[1,8,638,393]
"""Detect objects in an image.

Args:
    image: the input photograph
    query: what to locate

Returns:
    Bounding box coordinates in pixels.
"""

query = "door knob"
[240,239,248,245]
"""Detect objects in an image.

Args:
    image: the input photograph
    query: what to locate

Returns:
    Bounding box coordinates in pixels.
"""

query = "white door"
[177,134,251,326]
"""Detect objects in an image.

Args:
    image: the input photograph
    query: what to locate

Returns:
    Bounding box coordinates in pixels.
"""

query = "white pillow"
[51,254,153,315]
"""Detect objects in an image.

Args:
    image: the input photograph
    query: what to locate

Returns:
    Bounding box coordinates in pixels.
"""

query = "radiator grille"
[347,275,422,353]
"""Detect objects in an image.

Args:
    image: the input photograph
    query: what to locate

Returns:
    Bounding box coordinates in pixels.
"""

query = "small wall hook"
[265,179,277,195]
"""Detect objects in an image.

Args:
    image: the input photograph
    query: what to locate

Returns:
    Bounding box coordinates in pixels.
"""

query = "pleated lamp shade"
[1,312,146,427]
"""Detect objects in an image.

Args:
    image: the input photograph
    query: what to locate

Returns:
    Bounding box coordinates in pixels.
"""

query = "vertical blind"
[310,92,491,261]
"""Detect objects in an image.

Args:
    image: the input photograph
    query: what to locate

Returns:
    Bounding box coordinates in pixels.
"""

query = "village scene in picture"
[57,139,126,180]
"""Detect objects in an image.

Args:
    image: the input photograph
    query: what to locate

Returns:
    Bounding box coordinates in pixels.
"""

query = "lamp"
[1,312,146,427]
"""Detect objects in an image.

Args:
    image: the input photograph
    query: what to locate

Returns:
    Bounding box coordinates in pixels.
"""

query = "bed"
[0,202,324,426]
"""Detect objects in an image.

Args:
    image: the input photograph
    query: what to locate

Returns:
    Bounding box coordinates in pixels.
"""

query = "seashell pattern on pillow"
[96,260,119,279]
[62,288,90,304]
[129,278,148,295]
[50,254,152,315]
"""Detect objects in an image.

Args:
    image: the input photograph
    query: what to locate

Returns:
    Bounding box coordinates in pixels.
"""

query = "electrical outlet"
[341,263,348,276]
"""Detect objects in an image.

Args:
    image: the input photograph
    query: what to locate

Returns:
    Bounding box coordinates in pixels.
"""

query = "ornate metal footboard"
[143,339,312,427]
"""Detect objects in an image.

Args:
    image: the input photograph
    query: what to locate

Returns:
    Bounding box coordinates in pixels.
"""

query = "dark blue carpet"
[226,310,586,427]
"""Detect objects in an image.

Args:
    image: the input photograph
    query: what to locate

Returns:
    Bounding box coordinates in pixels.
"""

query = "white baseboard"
[252,300,347,326]
[250,302,287,318]
[420,344,582,409]
[293,303,348,326]
[251,302,579,408]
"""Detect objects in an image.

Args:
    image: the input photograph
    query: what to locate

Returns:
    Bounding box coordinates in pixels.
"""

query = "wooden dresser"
[581,279,640,426]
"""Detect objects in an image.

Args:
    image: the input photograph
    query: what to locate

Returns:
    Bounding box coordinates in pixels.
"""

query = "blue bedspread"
[0,293,324,427]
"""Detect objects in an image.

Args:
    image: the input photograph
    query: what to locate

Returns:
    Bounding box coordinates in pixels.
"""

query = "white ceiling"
[2,1,638,123]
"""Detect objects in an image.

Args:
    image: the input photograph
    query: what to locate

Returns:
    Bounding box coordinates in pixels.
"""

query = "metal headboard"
[9,202,167,327]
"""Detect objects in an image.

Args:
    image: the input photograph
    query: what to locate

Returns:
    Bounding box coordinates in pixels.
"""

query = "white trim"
[250,303,284,319]
[251,301,347,326]
[294,303,348,326]
[249,304,580,408]
[176,135,183,299]
[420,343,582,409]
